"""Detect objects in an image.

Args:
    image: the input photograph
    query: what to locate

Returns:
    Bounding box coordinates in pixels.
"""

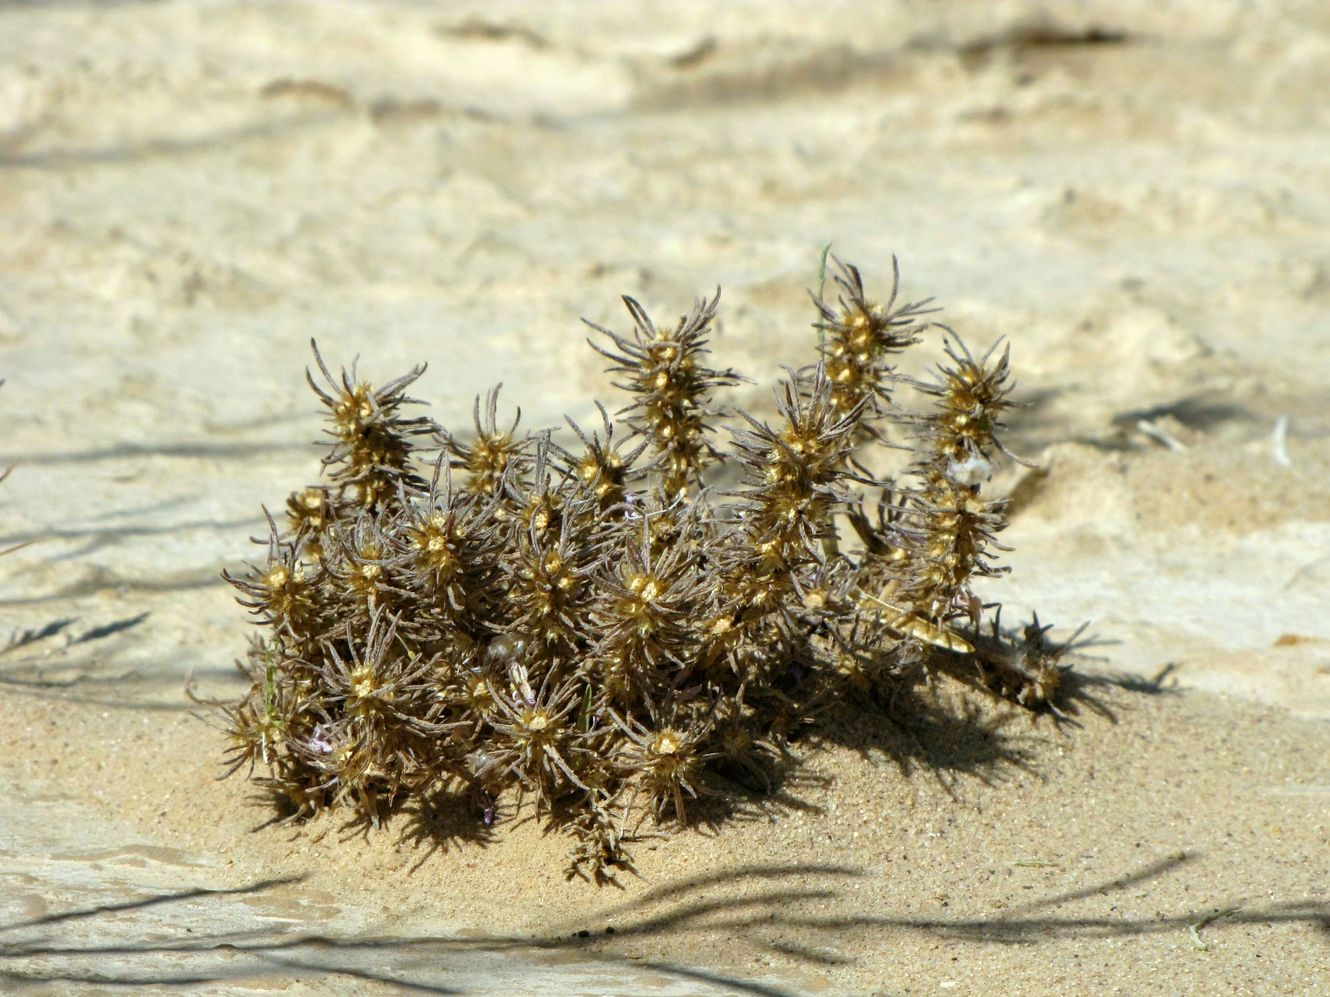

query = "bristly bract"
[218,254,1080,881]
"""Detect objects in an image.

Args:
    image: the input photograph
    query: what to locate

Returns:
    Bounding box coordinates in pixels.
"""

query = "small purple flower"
[307,725,333,755]
[623,491,641,522]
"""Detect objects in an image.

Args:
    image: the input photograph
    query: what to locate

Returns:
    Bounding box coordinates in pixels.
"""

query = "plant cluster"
[218,256,1078,881]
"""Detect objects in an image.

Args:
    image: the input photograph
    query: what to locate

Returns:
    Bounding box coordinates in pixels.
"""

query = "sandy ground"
[2,1,1329,993]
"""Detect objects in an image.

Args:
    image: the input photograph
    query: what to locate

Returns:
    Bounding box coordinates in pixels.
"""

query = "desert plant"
[217,255,1079,881]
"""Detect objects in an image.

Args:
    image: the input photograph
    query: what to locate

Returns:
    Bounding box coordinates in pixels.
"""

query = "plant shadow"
[1,857,1324,994]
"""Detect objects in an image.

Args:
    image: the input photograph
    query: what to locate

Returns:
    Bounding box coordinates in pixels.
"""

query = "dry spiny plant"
[214,255,1083,882]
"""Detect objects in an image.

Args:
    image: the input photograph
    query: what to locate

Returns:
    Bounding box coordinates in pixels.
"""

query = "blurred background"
[4,0,1328,693]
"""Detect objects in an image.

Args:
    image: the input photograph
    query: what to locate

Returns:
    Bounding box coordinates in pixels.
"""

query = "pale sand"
[1,1,1328,993]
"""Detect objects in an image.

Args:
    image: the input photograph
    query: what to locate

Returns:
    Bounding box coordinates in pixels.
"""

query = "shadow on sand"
[0,857,1325,994]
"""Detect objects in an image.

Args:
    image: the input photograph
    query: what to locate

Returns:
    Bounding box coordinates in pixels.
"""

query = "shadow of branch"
[0,876,307,935]
[1,858,1323,992]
